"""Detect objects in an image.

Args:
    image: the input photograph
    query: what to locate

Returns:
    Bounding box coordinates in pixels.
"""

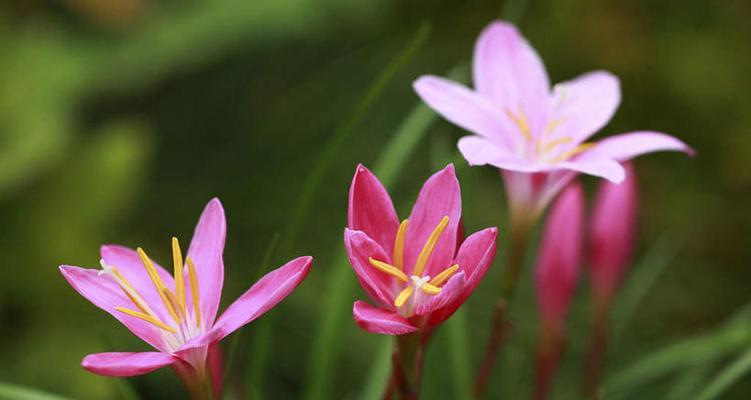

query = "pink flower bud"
[589,162,638,301]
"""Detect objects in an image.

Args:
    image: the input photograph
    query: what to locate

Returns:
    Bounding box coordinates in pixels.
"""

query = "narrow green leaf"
[663,365,712,400]
[611,231,684,342]
[603,318,751,396]
[0,382,72,400]
[282,22,431,255]
[357,339,393,400]
[695,347,751,400]
[446,309,473,399]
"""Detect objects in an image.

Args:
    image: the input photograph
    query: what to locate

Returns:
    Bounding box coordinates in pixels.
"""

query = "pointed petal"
[212,256,312,340]
[59,265,169,352]
[348,165,399,254]
[590,163,638,298]
[552,71,620,143]
[186,198,226,327]
[414,271,466,317]
[472,20,550,113]
[558,158,626,183]
[404,165,462,277]
[457,135,519,167]
[344,229,397,308]
[535,183,584,329]
[82,352,174,377]
[100,245,175,323]
[353,301,418,335]
[581,131,695,162]
[454,227,498,296]
[413,76,516,149]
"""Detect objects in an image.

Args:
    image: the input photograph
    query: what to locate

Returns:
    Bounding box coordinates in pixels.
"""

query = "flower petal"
[186,198,226,328]
[457,136,519,167]
[59,265,169,352]
[551,71,620,143]
[557,158,626,183]
[100,245,175,323]
[404,165,462,278]
[413,76,516,149]
[344,229,397,308]
[348,164,399,254]
[581,131,695,162]
[414,271,466,318]
[82,352,174,377]
[353,301,418,335]
[472,20,550,115]
[454,227,498,296]
[212,256,312,341]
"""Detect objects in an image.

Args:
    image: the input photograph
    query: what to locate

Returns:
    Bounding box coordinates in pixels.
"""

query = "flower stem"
[534,325,564,400]
[386,333,428,400]
[581,295,612,398]
[474,209,536,398]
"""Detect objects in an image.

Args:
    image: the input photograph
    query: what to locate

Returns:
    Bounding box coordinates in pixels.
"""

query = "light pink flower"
[590,162,638,301]
[346,164,497,335]
[60,198,312,397]
[535,183,584,333]
[413,20,693,216]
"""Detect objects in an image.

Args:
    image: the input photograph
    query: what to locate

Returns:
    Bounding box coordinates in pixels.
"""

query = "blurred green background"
[1,0,749,399]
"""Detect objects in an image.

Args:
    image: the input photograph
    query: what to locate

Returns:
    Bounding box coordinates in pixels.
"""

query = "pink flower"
[60,198,312,398]
[533,183,584,400]
[413,20,693,217]
[535,183,584,334]
[346,164,497,335]
[590,162,638,302]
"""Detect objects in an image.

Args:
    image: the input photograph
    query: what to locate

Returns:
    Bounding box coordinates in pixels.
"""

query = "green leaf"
[612,231,684,342]
[0,382,73,400]
[603,309,751,397]
[357,339,393,400]
[695,347,751,400]
[663,365,712,400]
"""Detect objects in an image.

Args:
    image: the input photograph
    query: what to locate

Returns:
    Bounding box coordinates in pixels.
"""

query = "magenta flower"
[413,20,693,216]
[590,162,638,303]
[60,198,312,399]
[345,164,497,335]
[534,182,584,400]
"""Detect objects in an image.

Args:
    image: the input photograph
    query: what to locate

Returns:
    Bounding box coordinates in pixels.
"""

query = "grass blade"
[282,22,431,255]
[695,347,751,400]
[357,339,393,400]
[0,382,72,400]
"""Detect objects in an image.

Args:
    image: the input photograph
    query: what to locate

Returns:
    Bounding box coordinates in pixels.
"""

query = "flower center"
[99,237,202,351]
[505,107,595,164]
[368,216,460,313]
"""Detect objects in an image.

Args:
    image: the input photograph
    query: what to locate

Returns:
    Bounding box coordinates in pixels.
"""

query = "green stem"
[473,209,536,398]
[582,295,613,399]
[387,333,427,400]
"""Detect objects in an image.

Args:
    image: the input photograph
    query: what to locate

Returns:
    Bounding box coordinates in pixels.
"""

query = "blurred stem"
[174,362,216,400]
[582,295,614,399]
[385,333,428,400]
[534,324,564,400]
[473,210,536,398]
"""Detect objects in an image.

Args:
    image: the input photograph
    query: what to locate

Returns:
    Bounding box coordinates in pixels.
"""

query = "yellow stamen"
[412,216,449,277]
[110,267,151,315]
[429,264,460,286]
[394,286,414,308]
[137,247,182,324]
[116,307,177,333]
[171,237,186,313]
[421,282,442,295]
[549,142,597,163]
[543,118,565,136]
[368,258,409,282]
[506,109,532,141]
[393,219,409,270]
[162,289,184,320]
[538,137,573,154]
[187,257,201,328]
